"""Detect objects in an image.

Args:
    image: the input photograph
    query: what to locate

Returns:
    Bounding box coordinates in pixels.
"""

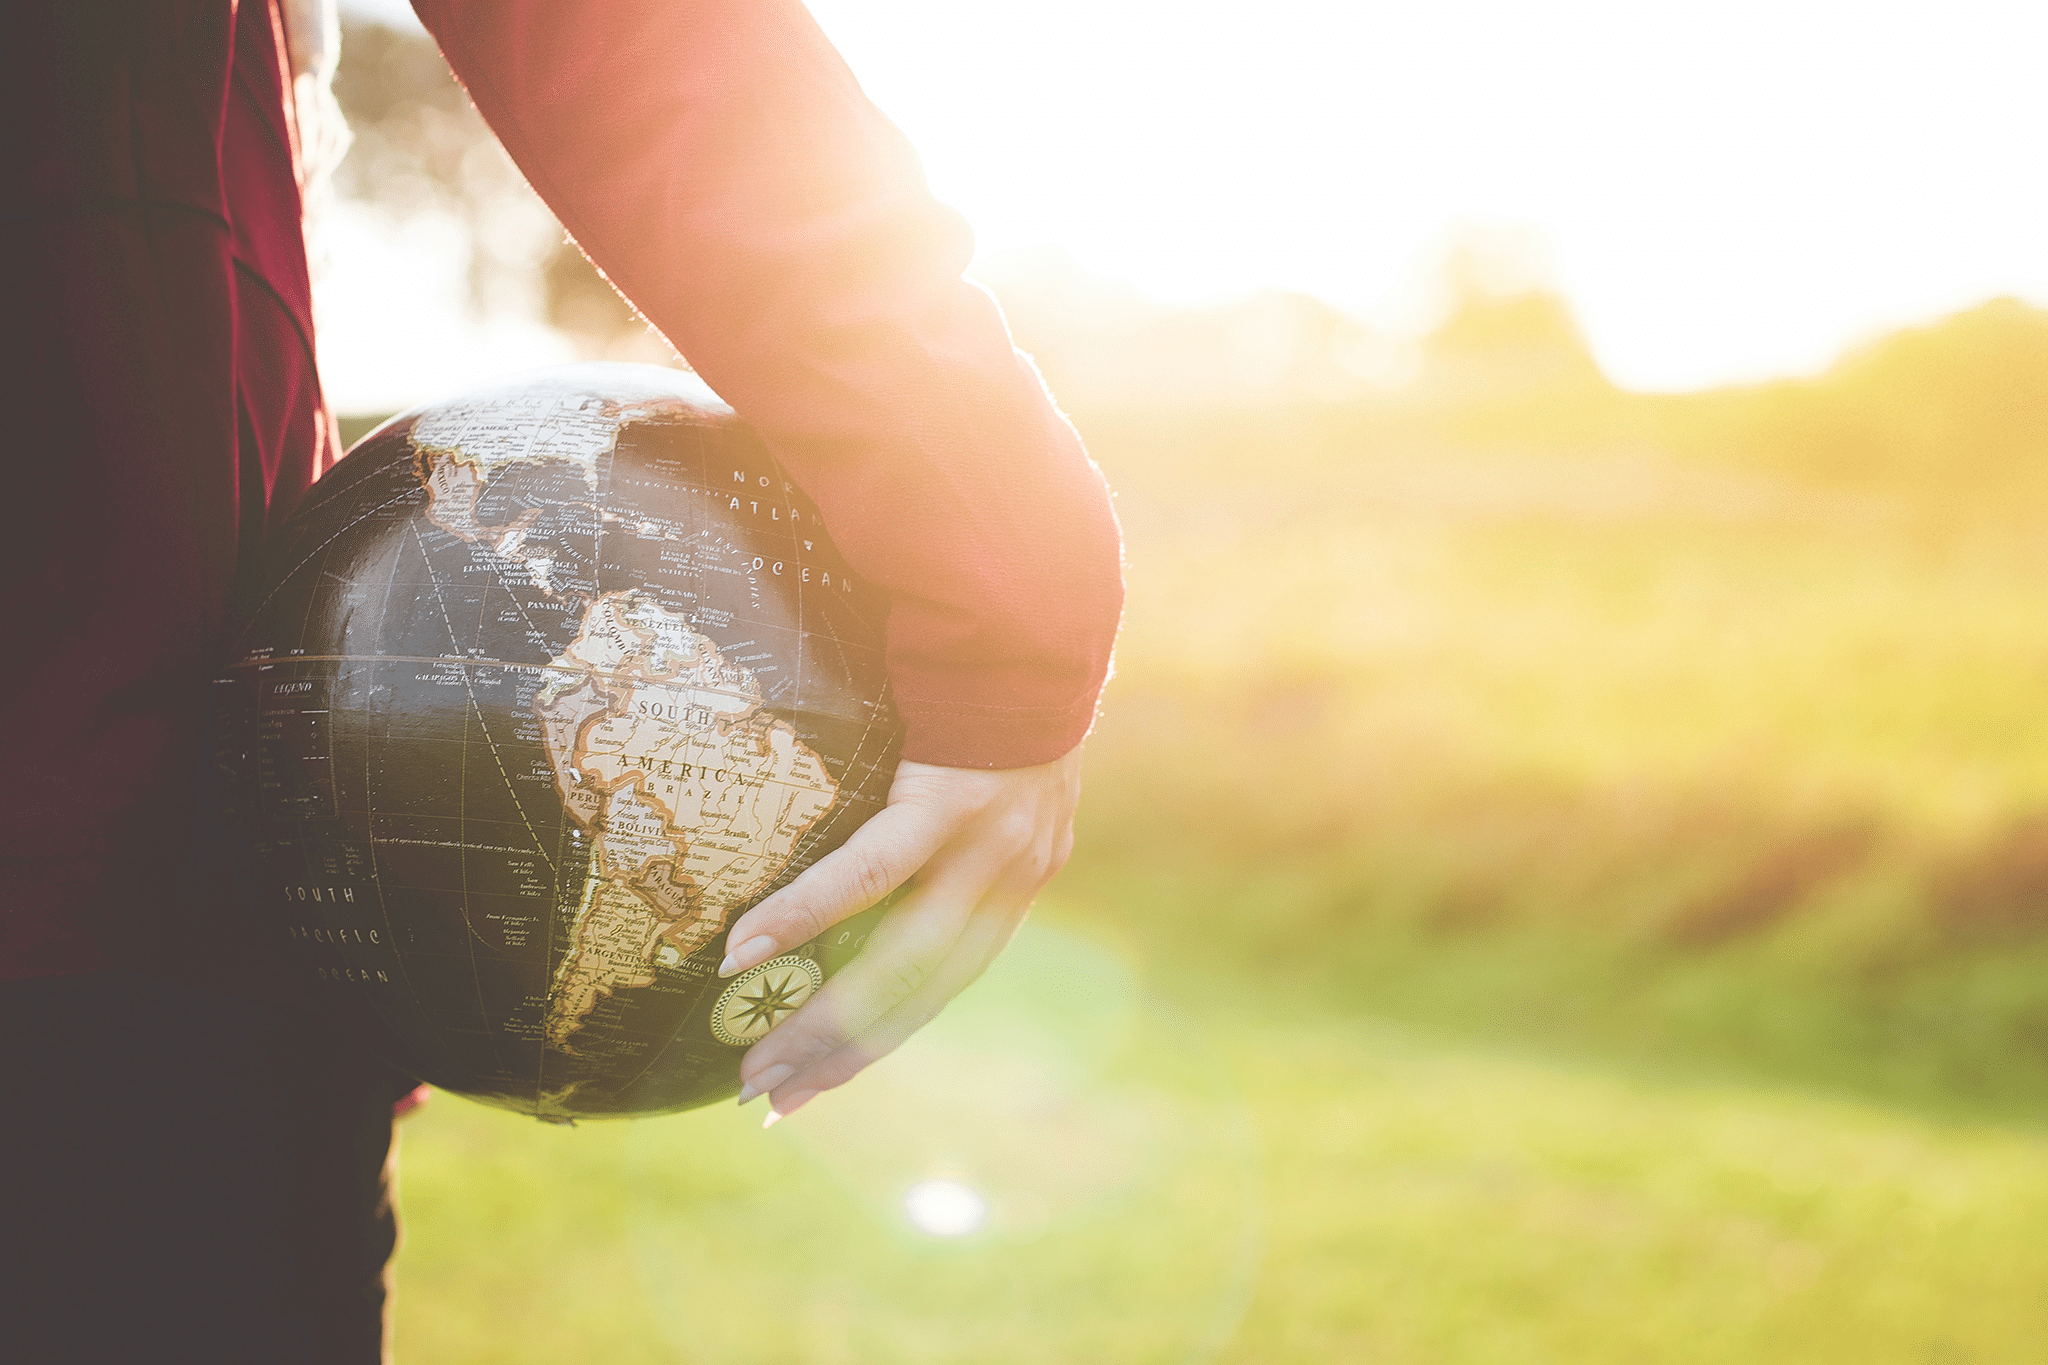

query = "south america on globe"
[209,365,902,1120]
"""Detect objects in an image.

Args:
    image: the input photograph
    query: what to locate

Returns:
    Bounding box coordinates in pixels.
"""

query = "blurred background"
[333,2,2048,1360]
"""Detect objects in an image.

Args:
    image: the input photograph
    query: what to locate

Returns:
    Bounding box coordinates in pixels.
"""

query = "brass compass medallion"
[710,953,825,1046]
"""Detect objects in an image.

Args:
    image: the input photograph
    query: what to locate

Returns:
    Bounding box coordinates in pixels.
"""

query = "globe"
[210,364,902,1120]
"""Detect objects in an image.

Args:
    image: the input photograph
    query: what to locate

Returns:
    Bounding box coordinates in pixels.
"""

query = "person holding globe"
[0,1,1122,1359]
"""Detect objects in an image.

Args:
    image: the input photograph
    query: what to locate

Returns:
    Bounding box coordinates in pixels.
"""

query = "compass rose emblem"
[710,953,825,1046]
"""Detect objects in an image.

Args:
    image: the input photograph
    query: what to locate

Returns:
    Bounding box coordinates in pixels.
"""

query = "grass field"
[394,920,2048,1364]
[386,294,2048,1361]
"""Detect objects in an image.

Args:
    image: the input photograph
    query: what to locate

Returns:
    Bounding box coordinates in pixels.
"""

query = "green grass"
[396,922,1259,1364]
[394,918,2048,1364]
[1232,1018,2048,1365]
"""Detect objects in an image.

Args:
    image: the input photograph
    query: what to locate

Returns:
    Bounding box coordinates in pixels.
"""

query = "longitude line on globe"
[243,486,418,625]
[407,517,499,1034]
[363,527,452,1071]
[456,586,557,862]
[605,454,796,1100]
[475,558,577,872]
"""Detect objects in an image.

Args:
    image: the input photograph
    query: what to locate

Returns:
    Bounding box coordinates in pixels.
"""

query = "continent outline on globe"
[218,364,902,1119]
[531,589,839,1053]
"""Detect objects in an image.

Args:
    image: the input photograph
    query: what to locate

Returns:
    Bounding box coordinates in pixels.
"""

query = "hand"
[720,746,1085,1122]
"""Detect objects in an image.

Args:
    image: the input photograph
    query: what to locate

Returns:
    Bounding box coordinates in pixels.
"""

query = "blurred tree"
[1413,236,1609,400]
[986,251,1413,409]
[1663,297,2048,503]
[1812,298,2048,480]
[331,17,657,358]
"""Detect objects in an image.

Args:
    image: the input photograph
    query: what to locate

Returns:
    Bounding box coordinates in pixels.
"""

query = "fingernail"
[719,935,778,978]
[762,1089,818,1129]
[745,1062,794,1097]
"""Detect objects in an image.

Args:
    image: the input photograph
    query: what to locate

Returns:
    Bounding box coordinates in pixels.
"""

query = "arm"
[411,0,1122,768]
[412,0,1124,1112]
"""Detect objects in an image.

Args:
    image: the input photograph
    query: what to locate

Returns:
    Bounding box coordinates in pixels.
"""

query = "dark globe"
[210,364,901,1120]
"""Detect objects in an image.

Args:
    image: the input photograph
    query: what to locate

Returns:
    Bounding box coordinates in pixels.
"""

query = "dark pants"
[1,973,415,1364]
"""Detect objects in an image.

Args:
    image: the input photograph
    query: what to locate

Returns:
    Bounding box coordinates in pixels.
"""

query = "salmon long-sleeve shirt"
[0,0,1123,983]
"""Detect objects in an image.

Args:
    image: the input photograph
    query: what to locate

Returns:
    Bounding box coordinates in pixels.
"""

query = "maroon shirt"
[0,0,1122,983]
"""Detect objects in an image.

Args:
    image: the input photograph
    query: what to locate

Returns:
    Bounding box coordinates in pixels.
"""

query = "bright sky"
[329,0,2048,406]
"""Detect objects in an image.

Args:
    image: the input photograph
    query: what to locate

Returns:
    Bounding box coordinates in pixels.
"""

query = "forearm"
[412,0,1124,767]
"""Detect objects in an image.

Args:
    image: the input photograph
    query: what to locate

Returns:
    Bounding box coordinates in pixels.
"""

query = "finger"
[764,895,1030,1114]
[736,871,979,1096]
[739,837,1042,1097]
[750,844,1049,1096]
[717,796,958,979]
[765,896,1032,1113]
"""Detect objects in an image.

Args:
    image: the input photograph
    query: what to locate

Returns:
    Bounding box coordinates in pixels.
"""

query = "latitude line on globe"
[251,485,422,624]
[227,654,547,671]
[231,647,848,803]
[222,655,783,719]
